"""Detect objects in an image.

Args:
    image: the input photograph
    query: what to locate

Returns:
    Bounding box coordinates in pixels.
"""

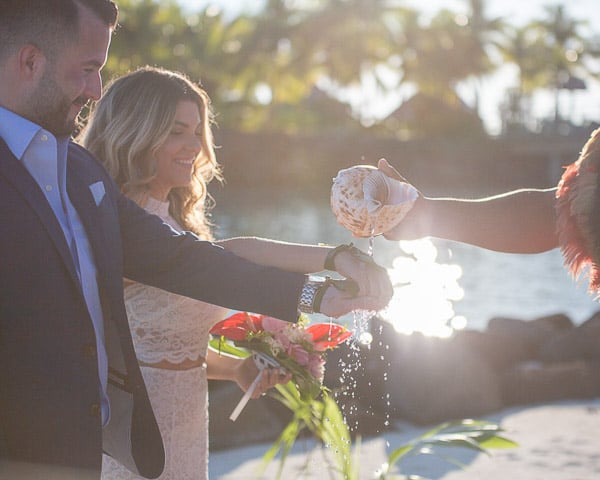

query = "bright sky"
[176,0,600,133]
[178,0,600,24]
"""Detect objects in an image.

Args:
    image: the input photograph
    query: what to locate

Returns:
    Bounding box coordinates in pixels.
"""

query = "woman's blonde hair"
[79,65,222,239]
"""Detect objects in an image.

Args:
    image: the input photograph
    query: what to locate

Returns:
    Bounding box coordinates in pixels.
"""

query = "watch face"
[308,274,325,283]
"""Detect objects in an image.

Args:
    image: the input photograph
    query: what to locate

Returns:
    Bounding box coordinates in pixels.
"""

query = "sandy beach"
[209,397,600,479]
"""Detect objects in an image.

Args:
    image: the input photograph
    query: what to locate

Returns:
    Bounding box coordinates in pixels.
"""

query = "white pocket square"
[89,181,106,206]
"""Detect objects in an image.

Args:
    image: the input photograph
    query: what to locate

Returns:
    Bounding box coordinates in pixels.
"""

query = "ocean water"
[427,241,599,329]
[212,190,599,335]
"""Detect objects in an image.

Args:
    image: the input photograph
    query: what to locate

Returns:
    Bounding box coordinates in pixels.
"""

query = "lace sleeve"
[124,282,229,364]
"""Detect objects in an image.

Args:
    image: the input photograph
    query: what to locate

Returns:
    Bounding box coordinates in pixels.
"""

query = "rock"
[501,360,600,406]
[373,331,503,425]
[448,313,572,371]
[530,313,575,331]
[450,314,574,371]
[488,313,573,349]
[323,318,504,426]
[452,329,531,372]
[208,381,291,451]
[539,310,600,363]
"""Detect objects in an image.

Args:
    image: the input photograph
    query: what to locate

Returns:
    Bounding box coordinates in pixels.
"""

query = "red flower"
[306,323,352,351]
[210,313,353,403]
[210,312,263,341]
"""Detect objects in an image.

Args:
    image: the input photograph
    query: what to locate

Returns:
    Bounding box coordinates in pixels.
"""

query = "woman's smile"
[148,100,203,200]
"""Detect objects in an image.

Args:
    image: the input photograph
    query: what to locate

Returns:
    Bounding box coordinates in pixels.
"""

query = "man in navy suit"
[0,0,393,478]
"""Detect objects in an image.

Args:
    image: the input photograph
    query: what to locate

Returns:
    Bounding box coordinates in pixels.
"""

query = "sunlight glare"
[450,315,468,331]
[381,239,465,338]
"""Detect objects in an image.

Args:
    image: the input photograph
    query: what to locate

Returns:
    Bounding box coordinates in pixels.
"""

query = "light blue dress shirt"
[0,106,110,425]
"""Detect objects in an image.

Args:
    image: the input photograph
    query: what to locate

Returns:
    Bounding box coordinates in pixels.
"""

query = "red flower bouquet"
[210,312,352,420]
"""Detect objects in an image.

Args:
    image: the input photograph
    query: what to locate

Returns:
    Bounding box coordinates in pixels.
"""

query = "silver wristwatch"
[297,275,360,315]
[298,275,328,314]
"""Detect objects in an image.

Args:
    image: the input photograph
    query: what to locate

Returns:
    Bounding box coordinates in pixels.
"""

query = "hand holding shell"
[330,164,418,237]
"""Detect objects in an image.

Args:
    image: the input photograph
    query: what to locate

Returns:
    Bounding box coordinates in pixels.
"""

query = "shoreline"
[209,397,600,479]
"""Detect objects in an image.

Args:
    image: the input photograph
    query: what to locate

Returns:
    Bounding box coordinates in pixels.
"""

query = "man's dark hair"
[0,0,118,62]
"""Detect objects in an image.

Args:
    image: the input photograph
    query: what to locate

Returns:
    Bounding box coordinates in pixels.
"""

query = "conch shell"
[330,165,418,237]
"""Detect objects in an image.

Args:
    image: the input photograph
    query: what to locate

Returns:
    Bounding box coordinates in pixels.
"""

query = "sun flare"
[380,239,465,338]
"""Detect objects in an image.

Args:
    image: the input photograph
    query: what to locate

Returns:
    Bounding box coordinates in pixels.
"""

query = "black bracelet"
[324,243,354,271]
[324,243,375,271]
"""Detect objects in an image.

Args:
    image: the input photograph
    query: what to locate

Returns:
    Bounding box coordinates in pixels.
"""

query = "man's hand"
[316,248,394,317]
[317,280,392,318]
[377,158,410,183]
[376,158,425,240]
[330,247,393,300]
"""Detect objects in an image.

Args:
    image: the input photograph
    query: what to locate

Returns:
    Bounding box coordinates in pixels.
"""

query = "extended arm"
[216,237,393,302]
[118,192,392,319]
[385,189,559,253]
[215,238,331,273]
[378,159,559,253]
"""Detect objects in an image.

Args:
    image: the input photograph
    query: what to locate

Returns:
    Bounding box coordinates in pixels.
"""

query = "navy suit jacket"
[0,139,305,478]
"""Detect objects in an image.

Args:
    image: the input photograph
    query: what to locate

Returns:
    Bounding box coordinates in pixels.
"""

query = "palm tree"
[461,0,506,116]
[214,0,409,132]
[498,23,553,132]
[289,0,400,85]
[106,1,253,94]
[377,8,491,138]
[534,5,591,124]
[376,0,510,137]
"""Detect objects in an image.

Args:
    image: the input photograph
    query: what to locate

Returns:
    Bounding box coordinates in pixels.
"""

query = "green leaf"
[207,337,250,358]
[424,435,490,454]
[381,418,518,477]
[386,444,416,465]
[479,436,520,449]
[261,416,303,480]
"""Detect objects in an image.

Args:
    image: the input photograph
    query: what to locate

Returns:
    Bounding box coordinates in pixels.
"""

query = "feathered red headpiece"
[556,127,600,298]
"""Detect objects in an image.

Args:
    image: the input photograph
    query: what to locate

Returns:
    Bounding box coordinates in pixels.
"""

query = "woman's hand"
[234,356,291,399]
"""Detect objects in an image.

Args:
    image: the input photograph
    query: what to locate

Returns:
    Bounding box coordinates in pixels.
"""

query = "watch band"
[298,275,361,315]
[298,278,323,314]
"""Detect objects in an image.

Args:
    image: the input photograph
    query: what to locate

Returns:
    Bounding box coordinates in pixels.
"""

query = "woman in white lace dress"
[80,66,387,480]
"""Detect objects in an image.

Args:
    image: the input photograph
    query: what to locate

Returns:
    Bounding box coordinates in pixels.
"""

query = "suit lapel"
[0,140,82,287]
[66,155,114,297]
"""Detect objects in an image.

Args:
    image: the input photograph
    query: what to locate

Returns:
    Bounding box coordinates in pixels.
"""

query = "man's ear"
[17,44,46,80]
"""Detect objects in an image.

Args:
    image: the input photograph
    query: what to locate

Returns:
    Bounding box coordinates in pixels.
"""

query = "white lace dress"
[102,197,228,480]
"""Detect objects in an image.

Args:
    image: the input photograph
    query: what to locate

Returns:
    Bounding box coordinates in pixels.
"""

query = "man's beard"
[24,69,87,137]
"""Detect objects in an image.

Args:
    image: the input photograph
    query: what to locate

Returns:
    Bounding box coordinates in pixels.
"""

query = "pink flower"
[262,316,288,335]
[277,333,292,351]
[307,354,325,381]
[287,343,310,366]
